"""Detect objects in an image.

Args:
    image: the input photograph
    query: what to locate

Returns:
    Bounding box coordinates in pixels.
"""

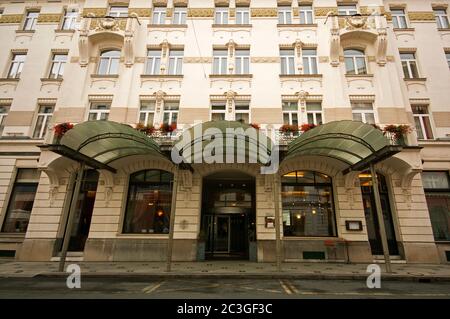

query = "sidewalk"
[1,259,450,281]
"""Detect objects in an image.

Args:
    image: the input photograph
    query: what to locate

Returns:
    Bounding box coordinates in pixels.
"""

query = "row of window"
[10,5,449,31]
[2,168,449,243]
[0,98,437,141]
[9,47,447,80]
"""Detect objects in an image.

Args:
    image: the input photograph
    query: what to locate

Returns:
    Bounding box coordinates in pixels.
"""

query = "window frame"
[108,6,128,18]
[145,49,162,75]
[88,102,111,121]
[302,49,318,75]
[213,49,228,75]
[306,102,323,125]
[278,6,292,24]
[32,104,54,139]
[162,101,179,125]
[281,171,337,238]
[338,4,358,16]
[138,101,156,126]
[391,8,408,29]
[351,102,376,124]
[215,7,229,24]
[210,102,227,121]
[48,53,67,79]
[8,53,26,79]
[280,49,295,75]
[412,105,435,140]
[235,7,250,24]
[168,49,183,75]
[23,10,39,31]
[97,49,121,75]
[400,52,420,79]
[61,8,78,30]
[172,7,187,24]
[344,48,368,75]
[282,101,299,125]
[234,49,250,75]
[434,9,450,29]
[235,102,250,123]
[299,5,314,24]
[152,7,167,24]
[0,105,9,136]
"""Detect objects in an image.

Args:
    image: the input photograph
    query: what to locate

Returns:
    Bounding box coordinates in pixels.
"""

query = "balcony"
[78,16,139,67]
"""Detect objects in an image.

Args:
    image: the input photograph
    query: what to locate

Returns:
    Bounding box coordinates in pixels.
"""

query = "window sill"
[147,24,188,28]
[345,74,374,78]
[40,77,63,82]
[393,27,415,32]
[54,29,75,33]
[404,77,426,81]
[279,74,322,78]
[90,74,119,79]
[212,24,252,28]
[209,74,253,78]
[0,78,20,82]
[140,74,184,79]
[277,23,317,27]
[15,30,35,34]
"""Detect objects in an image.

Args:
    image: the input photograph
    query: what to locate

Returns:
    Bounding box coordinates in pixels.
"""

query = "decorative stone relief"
[0,14,23,24]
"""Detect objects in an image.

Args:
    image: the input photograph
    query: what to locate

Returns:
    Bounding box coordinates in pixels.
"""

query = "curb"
[30,272,450,282]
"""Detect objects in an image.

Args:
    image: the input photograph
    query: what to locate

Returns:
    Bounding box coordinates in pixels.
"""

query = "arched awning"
[285,120,402,174]
[43,121,165,172]
[173,120,273,165]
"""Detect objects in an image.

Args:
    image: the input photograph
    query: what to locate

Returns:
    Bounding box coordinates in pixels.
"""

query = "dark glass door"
[66,170,99,252]
[361,174,399,256]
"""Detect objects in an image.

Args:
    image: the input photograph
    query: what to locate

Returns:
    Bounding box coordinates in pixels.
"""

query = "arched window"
[123,170,173,234]
[98,50,121,75]
[344,49,367,75]
[281,171,336,237]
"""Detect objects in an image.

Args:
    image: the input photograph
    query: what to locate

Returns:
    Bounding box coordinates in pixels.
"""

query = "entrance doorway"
[61,169,99,252]
[360,172,399,256]
[201,171,255,260]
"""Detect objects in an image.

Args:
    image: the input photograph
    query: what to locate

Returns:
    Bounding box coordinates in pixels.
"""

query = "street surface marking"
[142,281,165,294]
[279,280,294,295]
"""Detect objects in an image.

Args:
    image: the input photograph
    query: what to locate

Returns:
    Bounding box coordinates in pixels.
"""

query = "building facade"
[0,0,449,264]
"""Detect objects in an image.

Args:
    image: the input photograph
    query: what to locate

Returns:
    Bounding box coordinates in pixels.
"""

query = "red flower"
[279,124,299,133]
[300,123,316,132]
[53,122,74,138]
[250,123,260,130]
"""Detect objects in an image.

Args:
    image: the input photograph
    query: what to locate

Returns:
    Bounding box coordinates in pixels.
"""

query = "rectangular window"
[23,11,39,30]
[173,7,187,24]
[211,102,226,121]
[0,105,9,136]
[278,6,292,24]
[48,53,67,79]
[213,49,228,74]
[391,9,408,28]
[215,7,229,24]
[235,102,250,123]
[139,101,156,126]
[109,6,128,17]
[145,50,161,75]
[236,7,250,24]
[1,168,40,233]
[62,9,78,30]
[163,102,179,125]
[282,101,298,125]
[8,53,26,79]
[412,105,434,140]
[422,171,450,241]
[88,102,110,121]
[400,52,420,79]
[299,5,313,24]
[338,5,357,16]
[168,50,183,75]
[152,7,166,24]
[280,49,295,75]
[306,102,323,125]
[235,49,250,74]
[351,102,375,124]
[446,52,450,68]
[435,9,450,29]
[33,104,54,139]
[302,49,318,74]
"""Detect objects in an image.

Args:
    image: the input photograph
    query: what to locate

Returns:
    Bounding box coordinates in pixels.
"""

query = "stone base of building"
[403,242,441,263]
[434,243,450,264]
[16,238,57,261]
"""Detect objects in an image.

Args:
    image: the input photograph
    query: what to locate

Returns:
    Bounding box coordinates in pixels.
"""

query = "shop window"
[423,171,450,241]
[1,169,40,233]
[123,170,173,234]
[281,171,336,237]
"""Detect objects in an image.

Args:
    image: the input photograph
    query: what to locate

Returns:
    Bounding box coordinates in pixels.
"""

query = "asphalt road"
[0,277,449,299]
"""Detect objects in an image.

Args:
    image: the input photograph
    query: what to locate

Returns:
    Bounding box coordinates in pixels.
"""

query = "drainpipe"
[58,162,85,272]
[369,163,392,273]
[166,167,179,272]
[273,175,282,272]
